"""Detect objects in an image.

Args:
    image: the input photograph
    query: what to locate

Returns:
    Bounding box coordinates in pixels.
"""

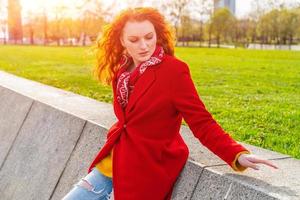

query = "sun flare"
[19,0,132,19]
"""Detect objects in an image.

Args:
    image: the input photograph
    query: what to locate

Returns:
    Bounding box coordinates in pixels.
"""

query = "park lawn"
[0,44,299,160]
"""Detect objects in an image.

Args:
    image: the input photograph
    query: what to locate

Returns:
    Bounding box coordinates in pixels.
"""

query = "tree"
[235,19,247,47]
[49,5,68,45]
[7,0,23,44]
[257,13,271,44]
[0,0,7,44]
[162,0,190,43]
[42,8,49,45]
[179,13,193,46]
[294,8,300,42]
[189,0,212,47]
[268,9,281,44]
[278,9,299,45]
[23,10,35,44]
[210,7,236,47]
[246,19,258,44]
[75,0,115,45]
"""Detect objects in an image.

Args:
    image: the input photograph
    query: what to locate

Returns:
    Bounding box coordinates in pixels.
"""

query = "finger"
[249,157,279,169]
[247,156,266,163]
[260,160,279,169]
[242,158,260,170]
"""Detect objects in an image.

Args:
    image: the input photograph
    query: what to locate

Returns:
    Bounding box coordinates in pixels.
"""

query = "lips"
[139,51,149,56]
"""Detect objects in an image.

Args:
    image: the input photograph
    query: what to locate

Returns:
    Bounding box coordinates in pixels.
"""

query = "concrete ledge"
[0,70,299,200]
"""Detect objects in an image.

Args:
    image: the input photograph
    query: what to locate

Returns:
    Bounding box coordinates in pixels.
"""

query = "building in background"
[214,0,236,15]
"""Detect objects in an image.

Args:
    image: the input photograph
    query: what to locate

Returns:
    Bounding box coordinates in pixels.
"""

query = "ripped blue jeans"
[62,167,113,200]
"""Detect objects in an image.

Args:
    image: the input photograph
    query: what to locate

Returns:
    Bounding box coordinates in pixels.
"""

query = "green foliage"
[176,7,300,47]
[253,8,299,44]
[210,8,236,46]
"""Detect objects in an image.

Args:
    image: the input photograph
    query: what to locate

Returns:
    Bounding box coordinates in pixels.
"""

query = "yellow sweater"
[95,148,113,178]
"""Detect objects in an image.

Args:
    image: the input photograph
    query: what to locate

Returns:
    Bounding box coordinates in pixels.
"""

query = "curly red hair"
[91,7,176,86]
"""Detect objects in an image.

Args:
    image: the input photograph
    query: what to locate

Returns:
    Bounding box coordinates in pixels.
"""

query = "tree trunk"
[30,29,34,45]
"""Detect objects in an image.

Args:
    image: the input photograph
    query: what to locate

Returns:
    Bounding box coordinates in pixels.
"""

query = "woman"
[63,7,278,200]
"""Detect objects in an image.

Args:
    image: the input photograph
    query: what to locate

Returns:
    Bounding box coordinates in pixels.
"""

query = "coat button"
[123,124,127,128]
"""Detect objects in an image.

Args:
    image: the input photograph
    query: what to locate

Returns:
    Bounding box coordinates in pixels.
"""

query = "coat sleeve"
[170,62,251,172]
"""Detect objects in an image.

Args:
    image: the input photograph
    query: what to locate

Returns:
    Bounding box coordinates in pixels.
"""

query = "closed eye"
[128,32,154,43]
[146,36,153,40]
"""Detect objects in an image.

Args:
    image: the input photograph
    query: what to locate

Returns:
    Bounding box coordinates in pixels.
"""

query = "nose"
[139,39,148,49]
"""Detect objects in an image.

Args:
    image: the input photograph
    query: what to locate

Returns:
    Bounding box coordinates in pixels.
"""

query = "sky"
[0,0,286,38]
[236,0,252,18]
[3,0,300,20]
[16,0,254,19]
[0,0,264,37]
[1,0,298,38]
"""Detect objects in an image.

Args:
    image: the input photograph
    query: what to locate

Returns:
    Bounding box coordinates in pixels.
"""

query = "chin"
[139,56,150,62]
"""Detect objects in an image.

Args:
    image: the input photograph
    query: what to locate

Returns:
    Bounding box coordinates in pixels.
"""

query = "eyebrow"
[128,32,153,38]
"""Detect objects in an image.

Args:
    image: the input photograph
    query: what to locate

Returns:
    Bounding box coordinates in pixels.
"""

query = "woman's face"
[120,20,157,67]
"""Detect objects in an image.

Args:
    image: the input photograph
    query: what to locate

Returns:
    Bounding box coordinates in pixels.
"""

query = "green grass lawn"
[0,44,299,159]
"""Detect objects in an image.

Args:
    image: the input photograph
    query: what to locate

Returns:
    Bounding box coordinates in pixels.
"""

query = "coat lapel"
[113,65,159,120]
[125,68,156,114]
[112,75,125,121]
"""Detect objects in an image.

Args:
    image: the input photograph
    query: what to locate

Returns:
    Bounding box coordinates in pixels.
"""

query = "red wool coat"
[88,54,249,200]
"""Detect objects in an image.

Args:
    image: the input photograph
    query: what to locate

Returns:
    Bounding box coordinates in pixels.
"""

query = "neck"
[128,60,140,72]
[127,62,136,72]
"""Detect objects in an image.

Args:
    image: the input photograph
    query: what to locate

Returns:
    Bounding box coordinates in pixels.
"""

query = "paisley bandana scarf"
[116,44,165,109]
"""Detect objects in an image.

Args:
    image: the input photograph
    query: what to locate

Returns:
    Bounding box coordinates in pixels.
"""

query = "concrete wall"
[0,70,299,200]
